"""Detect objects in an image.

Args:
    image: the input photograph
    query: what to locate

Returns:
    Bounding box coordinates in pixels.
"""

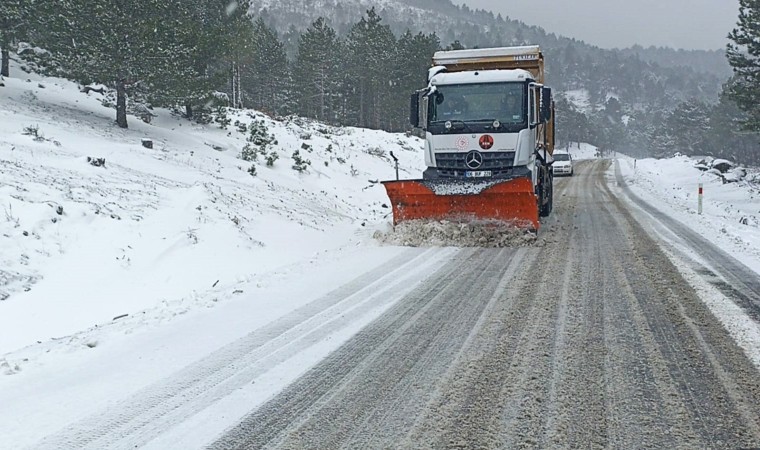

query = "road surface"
[211,159,760,449]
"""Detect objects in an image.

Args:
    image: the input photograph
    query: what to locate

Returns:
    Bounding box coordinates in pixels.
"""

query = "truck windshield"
[429,82,526,127]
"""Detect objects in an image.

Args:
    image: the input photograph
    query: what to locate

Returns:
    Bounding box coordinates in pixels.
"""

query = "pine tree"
[706,87,760,164]
[242,18,289,115]
[345,8,397,129]
[624,110,656,158]
[393,31,440,130]
[666,98,710,155]
[228,14,257,110]
[169,0,254,117]
[292,18,344,123]
[554,94,593,147]
[590,97,626,151]
[726,0,760,131]
[648,119,677,159]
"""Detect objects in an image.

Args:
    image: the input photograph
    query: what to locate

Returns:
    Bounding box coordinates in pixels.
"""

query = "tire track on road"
[34,248,455,450]
[209,248,526,450]
[602,166,760,447]
[614,160,760,321]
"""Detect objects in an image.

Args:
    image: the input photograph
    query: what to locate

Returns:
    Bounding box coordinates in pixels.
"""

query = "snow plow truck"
[383,45,555,230]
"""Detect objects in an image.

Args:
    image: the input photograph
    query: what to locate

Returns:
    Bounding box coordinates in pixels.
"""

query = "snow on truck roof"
[433,46,541,65]
[430,69,534,86]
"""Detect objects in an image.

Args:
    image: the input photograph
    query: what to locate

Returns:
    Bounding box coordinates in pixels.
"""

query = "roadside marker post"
[698,183,703,215]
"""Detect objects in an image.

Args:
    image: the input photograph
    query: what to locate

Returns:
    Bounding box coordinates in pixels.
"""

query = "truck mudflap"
[382,176,540,230]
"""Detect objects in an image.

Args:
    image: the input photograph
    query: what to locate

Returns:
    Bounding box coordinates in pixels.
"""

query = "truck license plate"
[465,170,492,178]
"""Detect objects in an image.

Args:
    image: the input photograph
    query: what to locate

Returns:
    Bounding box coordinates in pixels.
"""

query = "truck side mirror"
[410,92,420,128]
[529,85,539,128]
[420,95,429,130]
[410,91,429,130]
[541,87,552,123]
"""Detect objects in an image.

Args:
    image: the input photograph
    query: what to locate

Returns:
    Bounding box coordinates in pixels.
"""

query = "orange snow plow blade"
[382,177,540,230]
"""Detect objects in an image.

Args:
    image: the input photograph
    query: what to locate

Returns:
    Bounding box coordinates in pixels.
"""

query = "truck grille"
[435,151,516,178]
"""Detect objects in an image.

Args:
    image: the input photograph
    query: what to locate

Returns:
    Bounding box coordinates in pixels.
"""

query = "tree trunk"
[1,48,9,77]
[116,80,128,129]
[236,65,243,108]
[185,104,193,119]
[359,81,365,128]
[231,62,237,109]
[319,71,326,121]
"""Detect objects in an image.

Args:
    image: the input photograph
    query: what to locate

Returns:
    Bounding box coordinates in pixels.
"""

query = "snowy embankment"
[0,66,423,362]
[617,155,760,275]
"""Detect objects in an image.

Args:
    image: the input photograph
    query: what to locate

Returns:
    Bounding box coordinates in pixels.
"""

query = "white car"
[552,151,573,176]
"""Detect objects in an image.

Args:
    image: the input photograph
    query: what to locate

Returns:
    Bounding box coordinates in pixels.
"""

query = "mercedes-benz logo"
[465,151,483,169]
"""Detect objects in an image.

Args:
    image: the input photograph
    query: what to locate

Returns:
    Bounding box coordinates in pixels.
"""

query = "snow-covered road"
[205,160,760,449]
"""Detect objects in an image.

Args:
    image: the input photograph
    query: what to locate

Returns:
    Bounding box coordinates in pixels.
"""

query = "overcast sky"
[457,0,740,50]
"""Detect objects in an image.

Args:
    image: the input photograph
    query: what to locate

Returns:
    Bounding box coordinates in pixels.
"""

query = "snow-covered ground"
[617,155,760,275]
[0,63,428,351]
[563,89,592,114]
[2,59,760,447]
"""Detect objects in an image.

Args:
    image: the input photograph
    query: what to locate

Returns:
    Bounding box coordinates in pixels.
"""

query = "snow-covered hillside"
[0,65,425,358]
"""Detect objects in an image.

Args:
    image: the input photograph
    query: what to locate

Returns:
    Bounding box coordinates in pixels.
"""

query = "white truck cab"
[419,68,545,184]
